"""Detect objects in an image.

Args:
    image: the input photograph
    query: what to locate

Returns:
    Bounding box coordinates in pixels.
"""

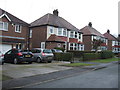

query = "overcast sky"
[0,0,119,36]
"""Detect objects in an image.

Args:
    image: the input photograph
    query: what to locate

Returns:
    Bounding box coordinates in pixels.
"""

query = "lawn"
[90,58,119,63]
[64,63,94,67]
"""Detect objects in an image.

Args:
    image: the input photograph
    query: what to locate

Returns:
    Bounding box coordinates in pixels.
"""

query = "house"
[103,30,120,53]
[80,22,108,51]
[0,8,29,54]
[29,9,84,51]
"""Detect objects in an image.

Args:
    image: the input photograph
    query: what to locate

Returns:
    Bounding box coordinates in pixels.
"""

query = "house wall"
[30,26,47,49]
[1,16,29,49]
[108,40,112,50]
[83,35,92,51]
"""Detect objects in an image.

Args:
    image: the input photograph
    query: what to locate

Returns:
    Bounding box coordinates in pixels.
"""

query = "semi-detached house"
[29,10,84,51]
[80,22,108,51]
[0,8,29,54]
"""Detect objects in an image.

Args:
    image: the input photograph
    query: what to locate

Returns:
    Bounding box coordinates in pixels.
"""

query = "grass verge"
[64,63,94,67]
[90,58,119,63]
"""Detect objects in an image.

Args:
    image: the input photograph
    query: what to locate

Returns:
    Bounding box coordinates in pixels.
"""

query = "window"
[75,32,77,38]
[29,29,32,38]
[0,22,8,31]
[78,33,81,39]
[63,29,67,36]
[15,25,21,33]
[58,28,62,35]
[57,43,61,47]
[49,27,54,34]
[41,42,45,49]
[70,31,74,38]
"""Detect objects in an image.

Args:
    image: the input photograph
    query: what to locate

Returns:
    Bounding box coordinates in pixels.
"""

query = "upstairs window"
[63,29,67,36]
[70,31,74,38]
[49,27,54,34]
[58,28,62,35]
[15,25,21,33]
[78,33,81,39]
[0,22,8,31]
[75,32,78,38]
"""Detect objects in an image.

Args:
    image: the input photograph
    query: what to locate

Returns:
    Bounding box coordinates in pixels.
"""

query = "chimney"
[107,29,110,34]
[88,22,92,27]
[53,9,59,16]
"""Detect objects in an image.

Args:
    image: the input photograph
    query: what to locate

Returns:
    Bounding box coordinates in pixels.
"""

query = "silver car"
[31,48,54,63]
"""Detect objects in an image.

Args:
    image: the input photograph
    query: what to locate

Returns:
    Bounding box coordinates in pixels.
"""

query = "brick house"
[29,9,84,51]
[103,30,120,53]
[80,22,108,51]
[0,8,29,53]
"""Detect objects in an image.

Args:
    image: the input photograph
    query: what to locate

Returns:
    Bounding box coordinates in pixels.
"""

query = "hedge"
[100,50,114,59]
[83,53,101,61]
[53,52,73,61]
[67,50,96,58]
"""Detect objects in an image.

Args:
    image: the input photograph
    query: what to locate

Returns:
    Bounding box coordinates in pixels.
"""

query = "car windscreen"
[56,50,62,52]
[43,49,52,53]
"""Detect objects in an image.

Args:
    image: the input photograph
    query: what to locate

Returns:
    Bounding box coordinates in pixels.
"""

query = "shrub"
[100,50,114,59]
[67,50,96,58]
[53,52,73,61]
[83,53,101,61]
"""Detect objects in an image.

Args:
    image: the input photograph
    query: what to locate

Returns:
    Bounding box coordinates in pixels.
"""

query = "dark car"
[51,49,63,53]
[31,48,54,63]
[4,49,34,64]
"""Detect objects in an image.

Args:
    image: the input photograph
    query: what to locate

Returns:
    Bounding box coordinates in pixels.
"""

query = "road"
[25,64,118,88]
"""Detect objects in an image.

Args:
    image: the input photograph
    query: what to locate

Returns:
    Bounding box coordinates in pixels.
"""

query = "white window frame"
[15,24,22,33]
[29,29,32,38]
[49,27,54,34]
[41,42,45,49]
[0,21,8,31]
[70,31,75,38]
[58,28,62,36]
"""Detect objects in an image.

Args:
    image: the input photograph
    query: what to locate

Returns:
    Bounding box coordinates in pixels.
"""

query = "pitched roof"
[30,13,81,32]
[80,25,105,37]
[103,32,117,41]
[0,8,29,26]
[46,34,67,42]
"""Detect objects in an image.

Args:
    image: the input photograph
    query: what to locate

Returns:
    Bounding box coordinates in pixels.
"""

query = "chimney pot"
[53,9,59,16]
[107,29,110,34]
[88,22,92,27]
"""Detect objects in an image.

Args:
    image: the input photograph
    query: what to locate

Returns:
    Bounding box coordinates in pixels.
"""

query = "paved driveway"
[2,61,72,79]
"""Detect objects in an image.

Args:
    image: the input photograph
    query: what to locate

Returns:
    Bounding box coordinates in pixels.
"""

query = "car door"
[4,50,13,62]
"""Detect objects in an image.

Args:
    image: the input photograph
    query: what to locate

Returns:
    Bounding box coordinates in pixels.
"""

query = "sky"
[0,0,119,37]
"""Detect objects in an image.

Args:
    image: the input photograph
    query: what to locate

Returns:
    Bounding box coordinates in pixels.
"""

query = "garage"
[0,44,12,54]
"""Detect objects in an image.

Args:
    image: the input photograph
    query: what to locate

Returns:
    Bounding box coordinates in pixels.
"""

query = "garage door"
[0,44,12,54]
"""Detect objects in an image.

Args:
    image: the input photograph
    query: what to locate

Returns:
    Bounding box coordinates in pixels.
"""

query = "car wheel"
[14,58,18,64]
[28,62,32,64]
[48,61,52,63]
[36,58,41,63]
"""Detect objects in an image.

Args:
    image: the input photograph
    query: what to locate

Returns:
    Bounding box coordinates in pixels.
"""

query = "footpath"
[2,61,118,89]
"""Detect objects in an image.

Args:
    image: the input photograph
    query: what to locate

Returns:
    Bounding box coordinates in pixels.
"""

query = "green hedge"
[83,53,101,61]
[100,50,114,59]
[67,50,96,58]
[53,52,73,61]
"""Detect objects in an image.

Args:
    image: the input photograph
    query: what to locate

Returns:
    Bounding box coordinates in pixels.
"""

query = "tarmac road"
[26,64,118,88]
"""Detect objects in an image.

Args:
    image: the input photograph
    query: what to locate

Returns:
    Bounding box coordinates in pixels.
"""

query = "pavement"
[1,60,119,89]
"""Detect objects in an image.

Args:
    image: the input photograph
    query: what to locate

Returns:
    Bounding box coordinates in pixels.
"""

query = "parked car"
[51,49,63,53]
[31,48,54,63]
[4,49,34,64]
[0,51,4,65]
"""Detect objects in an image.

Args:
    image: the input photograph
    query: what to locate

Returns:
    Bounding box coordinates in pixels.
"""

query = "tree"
[92,39,103,52]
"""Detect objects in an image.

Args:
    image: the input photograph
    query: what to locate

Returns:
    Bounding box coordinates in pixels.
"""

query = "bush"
[53,52,73,61]
[83,53,101,61]
[100,50,114,59]
[67,50,96,58]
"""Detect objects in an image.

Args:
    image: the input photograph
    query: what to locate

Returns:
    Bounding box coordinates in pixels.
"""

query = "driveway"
[2,61,72,79]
